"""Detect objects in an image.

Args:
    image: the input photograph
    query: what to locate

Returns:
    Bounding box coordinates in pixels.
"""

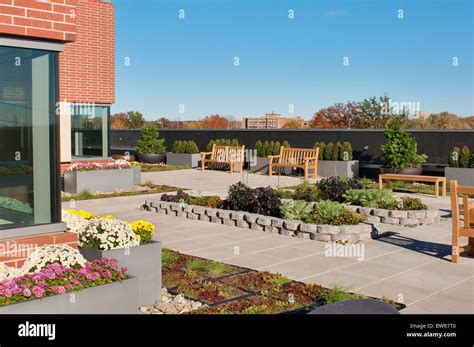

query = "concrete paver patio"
[64,169,474,313]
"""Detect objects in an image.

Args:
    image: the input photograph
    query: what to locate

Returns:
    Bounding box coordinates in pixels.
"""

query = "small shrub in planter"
[171,140,199,154]
[380,118,427,172]
[136,125,166,163]
[446,145,474,185]
[305,200,367,226]
[324,142,334,160]
[206,139,239,151]
[316,177,363,202]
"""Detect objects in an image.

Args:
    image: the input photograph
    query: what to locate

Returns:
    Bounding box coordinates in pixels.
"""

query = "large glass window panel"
[0,46,59,230]
[71,105,110,158]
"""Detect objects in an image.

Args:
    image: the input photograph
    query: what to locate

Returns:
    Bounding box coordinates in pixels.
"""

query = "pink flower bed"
[0,259,127,307]
[67,162,130,172]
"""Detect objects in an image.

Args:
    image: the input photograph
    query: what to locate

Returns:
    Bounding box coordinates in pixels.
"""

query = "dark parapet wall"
[110,129,474,166]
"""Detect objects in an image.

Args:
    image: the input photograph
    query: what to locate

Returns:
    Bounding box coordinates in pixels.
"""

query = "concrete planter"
[249,157,269,174]
[0,277,138,314]
[138,153,166,164]
[132,165,141,185]
[80,240,162,307]
[64,168,134,194]
[380,167,423,175]
[167,152,200,167]
[445,167,474,186]
[318,160,359,178]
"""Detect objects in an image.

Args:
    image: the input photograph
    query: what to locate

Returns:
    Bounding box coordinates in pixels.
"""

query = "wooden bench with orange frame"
[200,144,245,174]
[450,180,474,263]
[378,173,447,198]
[268,147,319,180]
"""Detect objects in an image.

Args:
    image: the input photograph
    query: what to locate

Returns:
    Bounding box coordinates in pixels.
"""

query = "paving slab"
[62,169,474,314]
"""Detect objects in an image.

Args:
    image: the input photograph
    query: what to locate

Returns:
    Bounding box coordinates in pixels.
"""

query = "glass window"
[71,105,109,158]
[0,46,59,230]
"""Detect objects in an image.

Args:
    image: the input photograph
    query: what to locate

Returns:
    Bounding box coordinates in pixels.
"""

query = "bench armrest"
[268,155,280,163]
[200,152,213,158]
[304,156,318,161]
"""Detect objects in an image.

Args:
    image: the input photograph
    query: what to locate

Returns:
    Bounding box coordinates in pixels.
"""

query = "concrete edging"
[144,200,374,242]
[344,205,442,227]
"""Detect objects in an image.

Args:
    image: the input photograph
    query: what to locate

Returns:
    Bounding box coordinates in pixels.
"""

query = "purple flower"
[32,286,45,299]
[52,286,66,295]
[3,289,12,298]
[23,288,31,297]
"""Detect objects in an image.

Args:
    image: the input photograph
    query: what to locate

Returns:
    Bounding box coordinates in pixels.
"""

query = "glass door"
[0,46,59,230]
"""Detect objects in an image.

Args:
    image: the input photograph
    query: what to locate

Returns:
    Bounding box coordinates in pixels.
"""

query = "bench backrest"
[278,147,319,165]
[212,145,245,163]
[450,180,474,235]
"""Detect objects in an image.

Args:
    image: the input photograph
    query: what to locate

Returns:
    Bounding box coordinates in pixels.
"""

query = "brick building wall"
[0,0,77,41]
[0,0,115,267]
[59,0,115,104]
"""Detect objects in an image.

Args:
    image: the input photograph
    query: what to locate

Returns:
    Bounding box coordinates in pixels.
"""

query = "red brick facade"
[59,0,115,104]
[0,0,77,42]
[0,0,115,266]
[0,232,78,268]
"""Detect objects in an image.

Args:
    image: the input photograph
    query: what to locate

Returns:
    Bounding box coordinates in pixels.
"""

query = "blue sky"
[113,0,473,120]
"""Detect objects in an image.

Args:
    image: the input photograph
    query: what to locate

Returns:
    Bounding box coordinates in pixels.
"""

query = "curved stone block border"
[144,200,374,242]
[344,205,442,227]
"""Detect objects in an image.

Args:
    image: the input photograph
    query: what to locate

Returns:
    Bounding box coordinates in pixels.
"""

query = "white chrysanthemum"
[19,244,87,274]
[62,210,89,234]
[80,218,139,250]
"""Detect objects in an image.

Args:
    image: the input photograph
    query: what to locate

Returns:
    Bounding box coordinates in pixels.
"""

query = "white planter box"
[318,160,359,178]
[166,152,200,167]
[80,241,162,307]
[132,165,141,185]
[445,167,474,186]
[0,277,138,314]
[64,168,134,194]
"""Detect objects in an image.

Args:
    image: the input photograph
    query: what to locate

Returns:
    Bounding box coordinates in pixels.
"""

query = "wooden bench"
[450,180,474,263]
[200,144,245,174]
[378,173,447,198]
[268,147,319,179]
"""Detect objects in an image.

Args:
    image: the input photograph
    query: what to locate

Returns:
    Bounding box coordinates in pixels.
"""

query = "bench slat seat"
[200,145,245,174]
[268,147,319,179]
[378,173,447,197]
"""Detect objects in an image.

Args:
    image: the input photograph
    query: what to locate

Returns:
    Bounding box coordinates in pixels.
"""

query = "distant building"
[243,113,305,129]
[414,111,429,120]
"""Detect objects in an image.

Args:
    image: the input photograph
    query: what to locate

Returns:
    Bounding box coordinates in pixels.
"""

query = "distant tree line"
[111,97,473,130]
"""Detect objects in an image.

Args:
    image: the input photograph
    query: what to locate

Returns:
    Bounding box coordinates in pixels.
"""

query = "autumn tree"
[110,113,128,129]
[125,111,145,129]
[309,102,358,128]
[201,114,229,129]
